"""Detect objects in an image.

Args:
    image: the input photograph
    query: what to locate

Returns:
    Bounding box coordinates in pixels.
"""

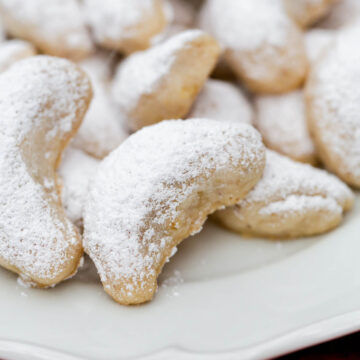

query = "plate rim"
[2,308,360,360]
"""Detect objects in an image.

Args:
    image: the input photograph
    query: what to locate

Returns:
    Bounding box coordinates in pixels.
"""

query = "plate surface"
[1,195,360,360]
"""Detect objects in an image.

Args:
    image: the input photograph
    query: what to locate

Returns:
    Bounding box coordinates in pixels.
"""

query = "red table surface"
[276,331,360,359]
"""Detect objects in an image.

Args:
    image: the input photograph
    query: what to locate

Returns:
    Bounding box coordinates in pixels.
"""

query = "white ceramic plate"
[1,195,360,360]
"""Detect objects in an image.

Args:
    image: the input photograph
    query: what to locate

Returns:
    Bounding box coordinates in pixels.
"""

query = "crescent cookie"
[112,30,220,131]
[83,0,167,54]
[199,0,308,94]
[213,150,354,238]
[255,90,317,164]
[283,0,337,28]
[306,26,360,187]
[0,56,92,286]
[73,53,128,159]
[0,40,36,73]
[0,0,93,60]
[59,147,99,229]
[189,79,253,125]
[83,119,266,305]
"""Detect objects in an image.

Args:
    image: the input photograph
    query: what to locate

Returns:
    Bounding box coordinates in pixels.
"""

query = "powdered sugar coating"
[306,26,360,186]
[83,119,265,304]
[255,90,316,164]
[74,53,128,158]
[189,79,253,124]
[305,29,335,65]
[214,150,354,237]
[113,29,208,111]
[59,147,99,228]
[202,0,289,51]
[0,39,36,73]
[199,0,307,93]
[240,151,353,214]
[0,0,93,60]
[83,0,166,53]
[112,29,220,130]
[0,56,91,285]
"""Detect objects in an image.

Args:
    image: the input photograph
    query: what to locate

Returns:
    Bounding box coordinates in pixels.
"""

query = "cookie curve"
[112,29,221,131]
[83,119,266,304]
[305,26,360,187]
[213,150,354,238]
[83,0,167,54]
[199,0,308,94]
[0,0,94,60]
[0,55,92,286]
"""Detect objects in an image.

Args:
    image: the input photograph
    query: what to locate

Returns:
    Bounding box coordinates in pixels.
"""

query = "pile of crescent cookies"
[0,0,358,305]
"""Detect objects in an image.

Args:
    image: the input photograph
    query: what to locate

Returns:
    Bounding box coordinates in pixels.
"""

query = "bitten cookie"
[0,56,92,286]
[83,119,265,305]
[0,0,93,60]
[112,30,220,131]
[213,150,354,238]
[306,26,360,187]
[199,0,308,94]
[255,90,317,164]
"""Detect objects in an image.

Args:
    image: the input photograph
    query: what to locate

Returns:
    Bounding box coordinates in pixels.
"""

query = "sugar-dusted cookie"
[306,26,360,187]
[74,53,128,158]
[255,90,316,164]
[214,150,354,238]
[0,0,93,60]
[0,39,36,73]
[189,79,253,124]
[83,119,265,304]
[199,0,308,94]
[59,147,99,229]
[0,56,92,286]
[112,30,220,131]
[305,28,335,65]
[83,0,167,54]
[283,0,337,28]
